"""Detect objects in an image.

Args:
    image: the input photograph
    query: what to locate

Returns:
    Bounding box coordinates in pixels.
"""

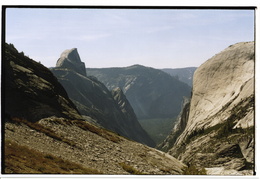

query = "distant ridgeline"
[86,65,191,120]
[161,67,197,87]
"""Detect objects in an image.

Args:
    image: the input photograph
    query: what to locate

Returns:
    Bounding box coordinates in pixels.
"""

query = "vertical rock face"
[160,42,255,175]
[111,87,137,119]
[4,43,81,122]
[51,49,155,147]
[111,87,154,146]
[56,48,86,76]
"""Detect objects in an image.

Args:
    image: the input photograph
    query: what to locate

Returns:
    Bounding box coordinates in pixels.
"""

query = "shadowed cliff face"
[159,42,255,175]
[4,43,81,122]
[56,48,86,76]
[111,87,154,145]
[51,49,155,147]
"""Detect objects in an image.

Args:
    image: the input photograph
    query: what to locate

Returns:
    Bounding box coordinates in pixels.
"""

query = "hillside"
[4,43,81,122]
[3,43,185,174]
[50,49,155,147]
[158,42,255,175]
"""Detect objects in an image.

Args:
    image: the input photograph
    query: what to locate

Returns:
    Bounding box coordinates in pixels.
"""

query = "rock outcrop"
[111,87,154,146]
[56,48,86,76]
[51,49,155,147]
[4,43,81,122]
[111,87,138,121]
[159,42,255,175]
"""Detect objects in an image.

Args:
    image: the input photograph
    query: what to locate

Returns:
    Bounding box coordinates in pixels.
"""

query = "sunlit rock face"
[176,42,254,144]
[159,42,255,175]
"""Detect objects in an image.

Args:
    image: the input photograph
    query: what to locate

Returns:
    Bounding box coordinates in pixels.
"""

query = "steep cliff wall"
[161,42,255,175]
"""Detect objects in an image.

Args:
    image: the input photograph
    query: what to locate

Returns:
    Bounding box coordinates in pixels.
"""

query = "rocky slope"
[161,67,197,87]
[51,49,155,147]
[3,43,185,174]
[86,65,191,119]
[159,42,255,175]
[5,117,185,174]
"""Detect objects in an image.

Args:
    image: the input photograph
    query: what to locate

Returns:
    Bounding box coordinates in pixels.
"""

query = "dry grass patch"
[72,120,123,143]
[49,117,123,143]
[4,140,102,174]
[9,117,77,147]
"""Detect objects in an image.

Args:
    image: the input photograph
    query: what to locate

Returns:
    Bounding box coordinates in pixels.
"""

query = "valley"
[139,117,177,145]
[2,41,255,175]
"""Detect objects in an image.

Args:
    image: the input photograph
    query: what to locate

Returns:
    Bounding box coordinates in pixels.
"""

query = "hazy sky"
[5,8,254,69]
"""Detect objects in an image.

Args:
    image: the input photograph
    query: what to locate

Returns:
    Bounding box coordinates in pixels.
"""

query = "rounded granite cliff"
[159,41,255,175]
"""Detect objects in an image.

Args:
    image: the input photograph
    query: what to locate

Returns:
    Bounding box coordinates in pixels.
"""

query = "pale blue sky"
[5,8,254,68]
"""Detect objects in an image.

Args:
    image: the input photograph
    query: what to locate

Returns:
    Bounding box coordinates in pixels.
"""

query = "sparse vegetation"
[184,95,254,144]
[183,165,207,175]
[4,140,102,174]
[119,162,144,175]
[9,117,77,147]
[73,120,123,143]
[47,117,123,143]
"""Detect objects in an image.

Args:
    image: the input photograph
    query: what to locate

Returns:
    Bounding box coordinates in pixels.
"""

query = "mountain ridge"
[86,64,191,119]
[51,48,155,147]
[161,67,197,87]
